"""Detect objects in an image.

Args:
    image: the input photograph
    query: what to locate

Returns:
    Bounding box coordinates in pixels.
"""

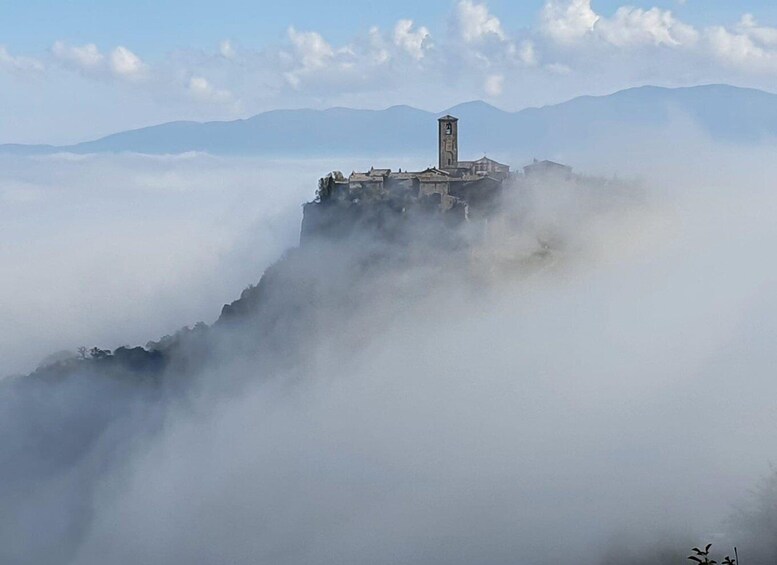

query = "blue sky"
[5,1,777,53]
[3,0,777,143]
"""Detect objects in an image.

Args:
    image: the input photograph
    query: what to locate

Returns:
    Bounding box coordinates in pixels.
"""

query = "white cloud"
[706,18,777,73]
[0,46,43,73]
[737,14,777,47]
[393,19,431,60]
[541,0,599,44]
[52,41,148,81]
[283,27,357,90]
[597,6,699,47]
[368,26,391,64]
[187,75,235,105]
[451,0,536,70]
[542,0,697,48]
[287,27,335,71]
[282,23,434,92]
[456,0,506,43]
[9,1,777,141]
[110,46,147,80]
[51,41,104,72]
[539,1,777,76]
[48,40,237,111]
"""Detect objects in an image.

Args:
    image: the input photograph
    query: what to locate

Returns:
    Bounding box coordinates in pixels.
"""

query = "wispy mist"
[4,139,777,564]
[0,153,328,375]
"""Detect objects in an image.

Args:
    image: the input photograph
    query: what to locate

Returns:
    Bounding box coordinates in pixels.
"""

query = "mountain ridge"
[3,84,776,157]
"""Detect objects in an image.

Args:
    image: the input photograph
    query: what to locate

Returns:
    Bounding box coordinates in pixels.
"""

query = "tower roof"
[438,114,458,121]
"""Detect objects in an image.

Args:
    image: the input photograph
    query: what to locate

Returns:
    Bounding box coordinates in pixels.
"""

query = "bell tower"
[438,115,458,170]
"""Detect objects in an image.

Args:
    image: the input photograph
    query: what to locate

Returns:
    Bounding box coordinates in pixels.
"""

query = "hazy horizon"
[6,0,777,143]
[3,82,777,148]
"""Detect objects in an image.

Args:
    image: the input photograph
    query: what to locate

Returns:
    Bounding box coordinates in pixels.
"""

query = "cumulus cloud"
[8,1,777,142]
[186,75,236,106]
[737,13,777,47]
[283,27,350,89]
[541,0,599,44]
[281,21,436,93]
[287,27,336,71]
[542,0,697,47]
[537,0,777,82]
[110,46,147,80]
[52,41,147,81]
[368,27,391,64]
[597,7,699,47]
[452,0,537,71]
[49,40,251,110]
[393,19,431,60]
[706,14,777,73]
[51,41,105,72]
[456,0,506,43]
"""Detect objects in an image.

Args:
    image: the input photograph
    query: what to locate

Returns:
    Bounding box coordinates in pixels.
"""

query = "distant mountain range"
[4,84,777,159]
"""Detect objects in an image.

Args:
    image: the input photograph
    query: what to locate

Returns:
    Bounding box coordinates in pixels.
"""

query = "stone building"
[305,115,576,243]
[523,159,573,178]
[438,115,459,169]
[315,114,512,218]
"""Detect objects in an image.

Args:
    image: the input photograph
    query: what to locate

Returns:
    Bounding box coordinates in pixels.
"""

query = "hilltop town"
[302,114,573,242]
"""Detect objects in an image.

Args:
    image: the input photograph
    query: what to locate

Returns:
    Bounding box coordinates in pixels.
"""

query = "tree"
[89,347,111,360]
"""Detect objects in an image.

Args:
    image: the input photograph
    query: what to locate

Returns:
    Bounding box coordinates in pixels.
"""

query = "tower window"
[445,123,452,135]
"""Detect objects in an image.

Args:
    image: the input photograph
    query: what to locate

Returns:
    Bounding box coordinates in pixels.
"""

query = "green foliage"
[687,544,737,565]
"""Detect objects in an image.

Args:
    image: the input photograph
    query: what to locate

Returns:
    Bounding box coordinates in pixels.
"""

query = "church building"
[316,114,512,217]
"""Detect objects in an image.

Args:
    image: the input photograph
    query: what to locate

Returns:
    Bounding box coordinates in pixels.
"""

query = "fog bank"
[0,153,334,375]
[4,140,777,564]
